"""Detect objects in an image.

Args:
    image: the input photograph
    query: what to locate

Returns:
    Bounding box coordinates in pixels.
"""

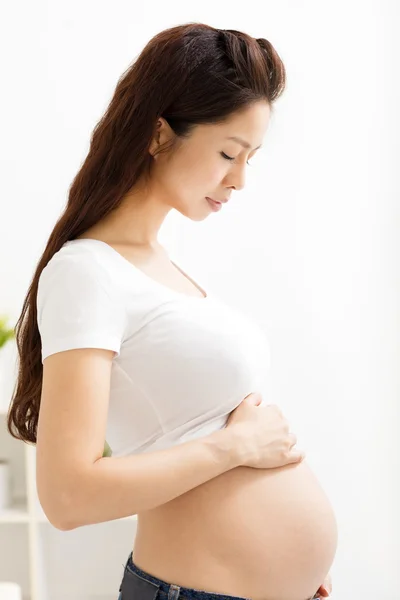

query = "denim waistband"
[119,551,320,600]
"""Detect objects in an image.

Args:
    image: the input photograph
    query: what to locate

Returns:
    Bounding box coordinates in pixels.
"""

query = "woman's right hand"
[225,392,306,469]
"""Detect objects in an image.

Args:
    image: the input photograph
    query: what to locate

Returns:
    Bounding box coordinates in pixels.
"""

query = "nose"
[225,165,246,192]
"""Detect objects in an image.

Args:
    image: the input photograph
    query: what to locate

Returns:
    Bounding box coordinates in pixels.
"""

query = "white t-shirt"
[36,239,271,457]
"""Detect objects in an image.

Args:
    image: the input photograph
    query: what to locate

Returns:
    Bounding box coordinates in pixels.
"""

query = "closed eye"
[221,152,252,166]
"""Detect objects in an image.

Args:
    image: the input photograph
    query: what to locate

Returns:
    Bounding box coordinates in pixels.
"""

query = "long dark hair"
[7,21,286,444]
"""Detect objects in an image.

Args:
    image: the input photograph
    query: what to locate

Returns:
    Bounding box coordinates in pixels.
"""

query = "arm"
[36,345,240,531]
[64,429,237,530]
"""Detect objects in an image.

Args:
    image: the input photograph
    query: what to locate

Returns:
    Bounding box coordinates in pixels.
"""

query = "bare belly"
[132,458,338,600]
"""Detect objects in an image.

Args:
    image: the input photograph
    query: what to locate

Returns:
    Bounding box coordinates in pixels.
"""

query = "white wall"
[1,1,399,599]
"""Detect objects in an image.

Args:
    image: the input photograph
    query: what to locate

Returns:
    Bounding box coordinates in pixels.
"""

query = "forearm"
[61,429,239,530]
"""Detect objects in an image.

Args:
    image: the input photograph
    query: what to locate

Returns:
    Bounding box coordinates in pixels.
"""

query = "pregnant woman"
[8,22,337,600]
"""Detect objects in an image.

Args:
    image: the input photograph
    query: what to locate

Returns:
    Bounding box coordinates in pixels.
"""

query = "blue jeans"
[117,551,321,600]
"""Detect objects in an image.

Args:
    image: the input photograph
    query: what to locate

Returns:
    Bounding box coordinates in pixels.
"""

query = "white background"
[1,1,399,599]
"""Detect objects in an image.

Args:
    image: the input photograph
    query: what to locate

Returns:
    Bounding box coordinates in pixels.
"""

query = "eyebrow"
[226,136,263,151]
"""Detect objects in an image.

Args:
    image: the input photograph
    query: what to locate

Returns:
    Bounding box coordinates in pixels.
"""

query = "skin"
[91,100,271,249]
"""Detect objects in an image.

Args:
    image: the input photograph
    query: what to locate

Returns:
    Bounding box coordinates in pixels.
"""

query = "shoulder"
[37,241,124,317]
[36,241,128,362]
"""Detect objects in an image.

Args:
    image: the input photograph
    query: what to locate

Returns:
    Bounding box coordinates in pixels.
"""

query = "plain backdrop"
[1,1,399,599]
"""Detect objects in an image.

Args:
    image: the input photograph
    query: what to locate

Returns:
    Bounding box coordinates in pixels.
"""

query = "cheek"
[164,150,224,198]
[186,159,224,189]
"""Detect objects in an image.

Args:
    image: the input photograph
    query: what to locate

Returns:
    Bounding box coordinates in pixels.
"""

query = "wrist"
[206,428,241,471]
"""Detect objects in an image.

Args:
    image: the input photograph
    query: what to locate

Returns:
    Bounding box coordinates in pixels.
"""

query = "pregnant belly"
[133,459,338,600]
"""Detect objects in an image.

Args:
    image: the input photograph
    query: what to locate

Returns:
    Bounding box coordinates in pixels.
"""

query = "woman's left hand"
[314,572,332,598]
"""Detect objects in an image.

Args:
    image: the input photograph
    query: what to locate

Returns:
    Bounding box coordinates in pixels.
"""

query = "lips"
[206,197,223,212]
[207,197,228,203]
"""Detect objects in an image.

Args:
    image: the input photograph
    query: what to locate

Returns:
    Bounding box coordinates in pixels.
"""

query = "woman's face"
[148,100,271,221]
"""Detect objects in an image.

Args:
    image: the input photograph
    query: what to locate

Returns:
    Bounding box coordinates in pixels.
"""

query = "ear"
[148,117,173,158]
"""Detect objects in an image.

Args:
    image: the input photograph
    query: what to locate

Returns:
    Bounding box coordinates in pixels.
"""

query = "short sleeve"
[37,252,127,363]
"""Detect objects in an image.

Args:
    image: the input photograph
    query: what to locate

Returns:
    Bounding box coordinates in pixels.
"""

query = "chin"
[191,213,210,222]
[175,205,210,222]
